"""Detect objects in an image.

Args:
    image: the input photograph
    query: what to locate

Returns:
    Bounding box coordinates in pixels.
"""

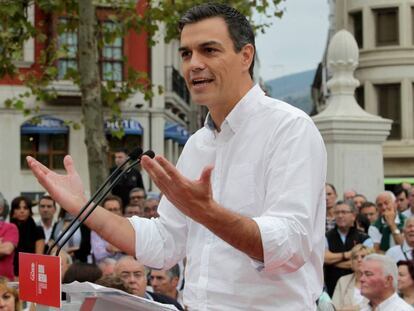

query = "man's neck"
[327,207,335,218]
[337,226,350,235]
[41,219,53,228]
[369,291,394,309]
[208,81,254,131]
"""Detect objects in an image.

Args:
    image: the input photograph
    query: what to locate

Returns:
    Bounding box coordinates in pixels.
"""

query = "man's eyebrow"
[178,40,223,52]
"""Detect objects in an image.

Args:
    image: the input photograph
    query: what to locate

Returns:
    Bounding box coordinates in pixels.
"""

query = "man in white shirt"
[403,187,414,218]
[386,216,414,262]
[368,191,405,252]
[26,3,327,310]
[37,195,57,244]
[360,254,413,311]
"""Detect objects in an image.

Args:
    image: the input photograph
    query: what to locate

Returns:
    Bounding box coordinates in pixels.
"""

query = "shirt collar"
[203,84,264,134]
[374,292,400,310]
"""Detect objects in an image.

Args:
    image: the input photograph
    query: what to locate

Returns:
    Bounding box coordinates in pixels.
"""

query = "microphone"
[52,150,155,256]
[47,147,143,255]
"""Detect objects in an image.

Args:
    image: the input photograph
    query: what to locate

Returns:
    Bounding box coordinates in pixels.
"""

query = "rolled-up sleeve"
[252,116,326,274]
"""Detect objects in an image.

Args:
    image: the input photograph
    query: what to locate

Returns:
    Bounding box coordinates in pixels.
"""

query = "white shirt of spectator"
[385,240,413,262]
[360,293,414,311]
[368,216,403,249]
[129,85,327,310]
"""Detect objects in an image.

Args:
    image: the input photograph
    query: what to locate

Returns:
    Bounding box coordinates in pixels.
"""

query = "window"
[21,134,68,169]
[349,11,363,48]
[101,22,123,82]
[376,83,401,139]
[56,19,123,81]
[57,18,78,80]
[355,85,365,109]
[21,116,69,169]
[374,8,399,46]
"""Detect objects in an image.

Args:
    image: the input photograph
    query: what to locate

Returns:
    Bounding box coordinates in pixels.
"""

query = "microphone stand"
[52,150,155,257]
[47,147,143,255]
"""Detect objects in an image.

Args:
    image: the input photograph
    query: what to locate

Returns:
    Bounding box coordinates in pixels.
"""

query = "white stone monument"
[313,30,391,201]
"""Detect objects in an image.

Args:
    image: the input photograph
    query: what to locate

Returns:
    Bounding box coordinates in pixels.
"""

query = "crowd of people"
[322,182,414,310]
[0,149,185,310]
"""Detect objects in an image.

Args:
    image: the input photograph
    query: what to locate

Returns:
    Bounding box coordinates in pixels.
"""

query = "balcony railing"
[165,66,190,105]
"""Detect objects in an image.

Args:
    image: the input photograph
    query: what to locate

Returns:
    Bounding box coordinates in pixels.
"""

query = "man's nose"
[189,52,206,71]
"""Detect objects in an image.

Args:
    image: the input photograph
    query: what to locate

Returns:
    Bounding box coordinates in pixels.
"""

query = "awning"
[165,122,190,145]
[21,115,69,135]
[384,178,414,185]
[105,119,143,135]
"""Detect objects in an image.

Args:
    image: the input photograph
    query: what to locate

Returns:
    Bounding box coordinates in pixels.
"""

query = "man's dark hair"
[115,148,129,155]
[179,3,255,78]
[325,183,337,195]
[39,195,56,208]
[395,186,408,199]
[102,194,123,209]
[361,201,377,210]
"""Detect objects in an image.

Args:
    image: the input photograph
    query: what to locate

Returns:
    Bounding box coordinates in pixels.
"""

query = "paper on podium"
[62,281,179,311]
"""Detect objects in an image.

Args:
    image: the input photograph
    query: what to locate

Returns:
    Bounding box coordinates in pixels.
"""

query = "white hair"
[363,254,398,290]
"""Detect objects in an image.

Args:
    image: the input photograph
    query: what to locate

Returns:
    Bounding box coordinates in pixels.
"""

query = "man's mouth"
[191,78,214,86]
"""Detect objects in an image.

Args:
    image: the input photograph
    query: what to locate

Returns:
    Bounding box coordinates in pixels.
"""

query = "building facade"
[314,0,414,181]
[0,3,196,203]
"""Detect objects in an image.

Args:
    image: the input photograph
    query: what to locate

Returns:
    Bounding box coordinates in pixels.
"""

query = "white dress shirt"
[361,293,414,311]
[386,240,413,262]
[129,84,327,310]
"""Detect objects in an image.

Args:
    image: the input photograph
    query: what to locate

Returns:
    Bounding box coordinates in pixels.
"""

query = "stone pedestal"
[313,30,391,201]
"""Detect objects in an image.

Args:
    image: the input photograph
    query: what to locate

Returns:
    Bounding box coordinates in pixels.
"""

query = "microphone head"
[143,150,155,159]
[129,147,143,160]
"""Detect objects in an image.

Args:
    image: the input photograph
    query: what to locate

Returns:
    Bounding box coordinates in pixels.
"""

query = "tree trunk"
[78,0,108,193]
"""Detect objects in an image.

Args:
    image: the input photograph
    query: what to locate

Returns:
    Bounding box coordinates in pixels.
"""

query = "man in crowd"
[343,189,356,201]
[353,194,367,212]
[0,194,9,220]
[369,191,405,253]
[360,201,379,224]
[91,195,123,263]
[37,195,57,246]
[386,216,414,262]
[324,200,373,296]
[403,187,414,218]
[396,187,410,213]
[110,149,145,207]
[129,187,146,206]
[124,204,142,218]
[150,264,183,307]
[326,183,338,231]
[0,216,18,280]
[360,254,413,310]
[27,3,327,309]
[142,198,159,219]
[114,256,183,310]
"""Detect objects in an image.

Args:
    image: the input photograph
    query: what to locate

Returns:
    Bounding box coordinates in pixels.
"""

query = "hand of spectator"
[141,155,215,223]
[383,206,396,227]
[27,156,88,217]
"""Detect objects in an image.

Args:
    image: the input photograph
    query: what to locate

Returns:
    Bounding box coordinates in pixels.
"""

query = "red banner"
[19,253,61,308]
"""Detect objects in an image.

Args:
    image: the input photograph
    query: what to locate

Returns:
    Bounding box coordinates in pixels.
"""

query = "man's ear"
[385,275,394,288]
[171,276,179,288]
[240,44,255,73]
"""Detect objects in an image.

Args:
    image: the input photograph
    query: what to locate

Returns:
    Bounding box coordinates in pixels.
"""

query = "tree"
[0,0,284,193]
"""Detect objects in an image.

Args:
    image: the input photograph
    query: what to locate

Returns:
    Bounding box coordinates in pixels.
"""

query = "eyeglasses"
[334,210,353,216]
[130,196,145,200]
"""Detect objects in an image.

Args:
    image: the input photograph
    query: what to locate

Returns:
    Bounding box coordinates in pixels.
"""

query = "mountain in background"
[265,69,316,115]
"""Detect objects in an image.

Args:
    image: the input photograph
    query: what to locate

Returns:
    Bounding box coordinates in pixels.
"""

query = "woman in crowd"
[0,277,21,311]
[397,260,414,306]
[332,244,374,310]
[9,196,45,277]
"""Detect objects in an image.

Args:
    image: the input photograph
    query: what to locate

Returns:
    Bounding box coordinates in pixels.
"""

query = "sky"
[255,0,330,81]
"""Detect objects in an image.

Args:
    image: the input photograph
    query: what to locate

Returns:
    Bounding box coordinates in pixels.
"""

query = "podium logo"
[37,264,48,294]
[30,263,35,281]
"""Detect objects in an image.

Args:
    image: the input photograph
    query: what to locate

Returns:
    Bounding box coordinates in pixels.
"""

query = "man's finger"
[155,156,182,180]
[26,156,51,176]
[199,166,214,184]
[64,155,77,175]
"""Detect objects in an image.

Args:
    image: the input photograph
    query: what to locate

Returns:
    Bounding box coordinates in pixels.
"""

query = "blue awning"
[165,122,190,145]
[21,115,69,135]
[105,119,143,135]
